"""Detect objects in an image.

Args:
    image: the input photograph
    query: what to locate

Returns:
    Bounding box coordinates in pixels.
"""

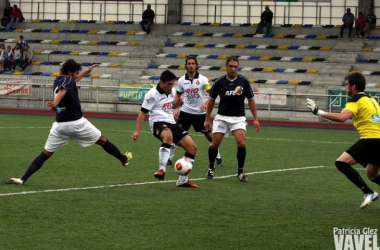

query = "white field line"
[0,127,353,145]
[0,166,326,197]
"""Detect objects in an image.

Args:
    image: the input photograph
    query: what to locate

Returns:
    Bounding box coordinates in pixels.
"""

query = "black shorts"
[153,122,189,145]
[177,111,210,134]
[346,139,380,167]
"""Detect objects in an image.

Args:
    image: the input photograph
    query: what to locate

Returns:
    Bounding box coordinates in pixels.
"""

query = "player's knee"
[187,143,197,155]
[335,161,350,172]
[367,171,378,180]
[236,140,246,148]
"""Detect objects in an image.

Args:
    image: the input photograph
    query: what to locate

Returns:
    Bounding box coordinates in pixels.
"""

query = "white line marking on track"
[0,166,326,197]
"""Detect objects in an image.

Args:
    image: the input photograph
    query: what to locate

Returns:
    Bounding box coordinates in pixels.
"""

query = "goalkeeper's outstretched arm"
[306,98,353,123]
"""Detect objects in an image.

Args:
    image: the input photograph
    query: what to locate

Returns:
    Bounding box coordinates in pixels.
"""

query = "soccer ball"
[174,158,193,175]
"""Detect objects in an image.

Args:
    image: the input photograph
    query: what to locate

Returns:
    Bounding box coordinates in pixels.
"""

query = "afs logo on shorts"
[225,86,243,96]
[218,124,225,130]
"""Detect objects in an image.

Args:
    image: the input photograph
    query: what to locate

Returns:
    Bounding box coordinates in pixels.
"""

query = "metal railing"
[0,81,352,121]
[14,0,379,26]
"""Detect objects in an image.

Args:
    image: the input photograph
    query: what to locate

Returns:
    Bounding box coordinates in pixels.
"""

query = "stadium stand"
[1,20,380,120]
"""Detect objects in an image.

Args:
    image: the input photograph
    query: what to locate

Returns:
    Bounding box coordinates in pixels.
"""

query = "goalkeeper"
[307,72,380,209]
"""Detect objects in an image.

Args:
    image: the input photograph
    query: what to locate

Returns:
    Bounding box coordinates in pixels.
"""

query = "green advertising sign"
[328,90,380,109]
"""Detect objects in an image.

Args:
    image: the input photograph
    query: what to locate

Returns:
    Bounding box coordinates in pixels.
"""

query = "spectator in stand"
[0,43,5,72]
[340,8,355,38]
[363,8,377,38]
[9,4,24,30]
[1,2,12,28]
[20,44,32,71]
[139,4,155,34]
[3,45,12,71]
[10,43,22,71]
[355,12,366,38]
[255,6,273,35]
[17,35,27,51]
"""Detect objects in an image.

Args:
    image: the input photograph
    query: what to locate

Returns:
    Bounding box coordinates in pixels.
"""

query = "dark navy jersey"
[53,75,83,122]
[209,75,254,116]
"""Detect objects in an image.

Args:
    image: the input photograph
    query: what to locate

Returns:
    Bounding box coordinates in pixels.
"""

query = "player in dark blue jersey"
[204,57,260,182]
[10,59,132,185]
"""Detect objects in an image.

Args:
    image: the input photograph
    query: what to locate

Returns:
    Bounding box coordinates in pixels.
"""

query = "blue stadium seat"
[116,31,126,35]
[356,59,367,63]
[291,57,303,62]
[165,42,176,47]
[249,56,260,60]
[274,68,286,73]
[78,20,88,23]
[99,52,109,56]
[23,72,33,75]
[183,32,194,36]
[79,30,89,34]
[246,45,257,49]
[205,44,216,48]
[116,21,126,24]
[98,41,109,45]
[166,54,177,58]
[148,65,159,68]
[207,55,218,59]
[288,46,299,50]
[263,34,274,38]
[60,30,70,33]
[221,23,231,26]
[302,24,313,28]
[81,62,92,66]
[181,22,192,25]
[42,19,51,22]
[277,80,289,84]
[149,76,160,80]
[41,72,52,76]
[222,33,234,37]
[60,40,70,44]
[305,35,317,39]
[42,29,51,33]
[41,61,52,65]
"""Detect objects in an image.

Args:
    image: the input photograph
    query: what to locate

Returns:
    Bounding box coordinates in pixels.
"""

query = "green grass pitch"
[0,114,378,250]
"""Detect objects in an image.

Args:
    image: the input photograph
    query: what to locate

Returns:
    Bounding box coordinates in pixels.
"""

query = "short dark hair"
[185,56,198,66]
[20,35,24,39]
[160,70,176,82]
[345,72,366,92]
[226,57,239,65]
[61,59,82,75]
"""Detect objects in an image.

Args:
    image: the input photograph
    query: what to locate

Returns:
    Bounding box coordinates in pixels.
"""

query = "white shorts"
[44,117,101,152]
[212,114,247,135]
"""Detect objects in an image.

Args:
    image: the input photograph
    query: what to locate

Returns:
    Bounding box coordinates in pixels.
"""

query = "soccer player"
[10,59,132,185]
[132,70,199,188]
[307,72,380,209]
[168,56,222,166]
[204,57,260,182]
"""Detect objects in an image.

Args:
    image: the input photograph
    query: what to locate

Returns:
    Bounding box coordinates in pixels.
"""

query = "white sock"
[159,146,170,172]
[169,144,177,160]
[178,175,189,183]
[216,150,221,159]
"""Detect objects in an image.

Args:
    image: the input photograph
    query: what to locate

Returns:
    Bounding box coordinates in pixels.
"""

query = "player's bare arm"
[46,88,66,110]
[132,111,147,142]
[204,98,215,130]
[248,98,260,132]
[75,64,99,82]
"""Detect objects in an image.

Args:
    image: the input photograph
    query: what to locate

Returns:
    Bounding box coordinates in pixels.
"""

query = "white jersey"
[141,85,177,131]
[177,72,211,115]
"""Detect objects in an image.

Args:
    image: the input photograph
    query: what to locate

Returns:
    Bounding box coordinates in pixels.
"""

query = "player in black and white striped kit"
[132,70,199,188]
[168,57,223,166]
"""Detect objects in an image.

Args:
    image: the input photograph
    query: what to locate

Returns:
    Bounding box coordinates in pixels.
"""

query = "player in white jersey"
[132,70,199,188]
[168,57,222,166]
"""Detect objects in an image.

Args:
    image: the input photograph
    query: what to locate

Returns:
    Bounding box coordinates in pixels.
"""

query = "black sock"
[101,140,126,163]
[206,136,212,143]
[184,152,195,160]
[208,146,218,169]
[237,147,246,174]
[21,152,50,182]
[371,176,380,186]
[335,161,373,194]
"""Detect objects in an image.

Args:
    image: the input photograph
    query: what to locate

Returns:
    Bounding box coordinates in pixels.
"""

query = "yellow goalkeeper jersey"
[344,92,380,139]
